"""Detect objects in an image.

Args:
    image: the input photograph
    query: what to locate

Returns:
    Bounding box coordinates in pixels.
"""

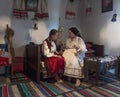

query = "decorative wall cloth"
[85,0,92,16]
[34,0,49,19]
[65,0,77,19]
[19,0,28,19]
[12,0,28,19]
[12,0,21,18]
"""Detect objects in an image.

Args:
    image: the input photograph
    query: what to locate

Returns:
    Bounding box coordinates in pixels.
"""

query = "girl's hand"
[53,54,61,57]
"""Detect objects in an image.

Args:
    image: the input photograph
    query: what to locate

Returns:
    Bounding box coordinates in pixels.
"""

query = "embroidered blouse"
[43,39,56,57]
[65,36,87,53]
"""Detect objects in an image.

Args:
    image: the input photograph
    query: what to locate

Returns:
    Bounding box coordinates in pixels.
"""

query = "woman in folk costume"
[42,29,64,83]
[63,27,87,86]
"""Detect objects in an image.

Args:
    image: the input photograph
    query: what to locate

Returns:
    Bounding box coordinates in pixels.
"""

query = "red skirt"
[46,56,64,75]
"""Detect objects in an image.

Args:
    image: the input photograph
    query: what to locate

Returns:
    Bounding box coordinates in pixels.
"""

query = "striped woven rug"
[77,81,120,97]
[0,81,90,97]
[0,81,120,97]
[10,73,30,83]
[57,81,120,97]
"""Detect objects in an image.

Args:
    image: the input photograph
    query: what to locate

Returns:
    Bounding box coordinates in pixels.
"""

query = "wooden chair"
[25,43,52,82]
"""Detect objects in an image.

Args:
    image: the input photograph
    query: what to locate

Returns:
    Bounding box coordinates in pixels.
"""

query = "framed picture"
[102,0,113,13]
[25,0,38,12]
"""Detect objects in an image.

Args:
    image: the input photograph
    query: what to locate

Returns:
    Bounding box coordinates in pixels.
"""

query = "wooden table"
[84,56,119,85]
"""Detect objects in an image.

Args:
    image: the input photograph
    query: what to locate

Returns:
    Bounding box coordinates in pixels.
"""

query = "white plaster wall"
[0,0,81,56]
[80,0,120,56]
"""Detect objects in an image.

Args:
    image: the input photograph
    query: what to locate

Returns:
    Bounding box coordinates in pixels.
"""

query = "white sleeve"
[77,38,87,53]
[43,41,54,57]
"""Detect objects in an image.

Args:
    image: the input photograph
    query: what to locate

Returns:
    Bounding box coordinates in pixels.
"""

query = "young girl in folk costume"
[42,29,64,83]
[63,27,87,86]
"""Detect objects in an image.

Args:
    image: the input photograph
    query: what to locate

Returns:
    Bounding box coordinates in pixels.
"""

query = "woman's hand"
[74,45,80,50]
[55,51,63,56]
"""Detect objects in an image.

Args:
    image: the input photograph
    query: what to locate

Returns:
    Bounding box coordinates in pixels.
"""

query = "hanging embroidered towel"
[34,0,48,19]
[85,0,92,16]
[65,0,78,19]
[19,0,28,19]
[12,0,21,18]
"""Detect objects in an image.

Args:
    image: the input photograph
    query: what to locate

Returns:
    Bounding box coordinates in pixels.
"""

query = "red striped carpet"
[0,81,120,97]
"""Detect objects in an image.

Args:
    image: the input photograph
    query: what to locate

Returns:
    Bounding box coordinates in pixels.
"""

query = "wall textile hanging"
[12,0,21,18]
[21,0,28,18]
[12,0,28,19]
[65,0,77,19]
[85,0,92,16]
[34,0,48,19]
[12,0,49,20]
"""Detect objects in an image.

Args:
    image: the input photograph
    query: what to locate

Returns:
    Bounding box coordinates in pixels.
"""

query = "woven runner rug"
[0,81,120,97]
[77,81,120,97]
[0,81,89,97]
[10,73,30,83]
[0,72,119,97]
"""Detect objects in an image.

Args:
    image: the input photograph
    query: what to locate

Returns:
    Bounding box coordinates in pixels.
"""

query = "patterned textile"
[65,0,79,19]
[0,80,120,97]
[12,0,28,19]
[77,81,120,97]
[0,81,91,97]
[10,73,30,83]
[85,0,92,16]
[89,75,117,85]
[12,0,21,18]
[19,0,28,19]
[0,72,119,97]
[34,0,48,19]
